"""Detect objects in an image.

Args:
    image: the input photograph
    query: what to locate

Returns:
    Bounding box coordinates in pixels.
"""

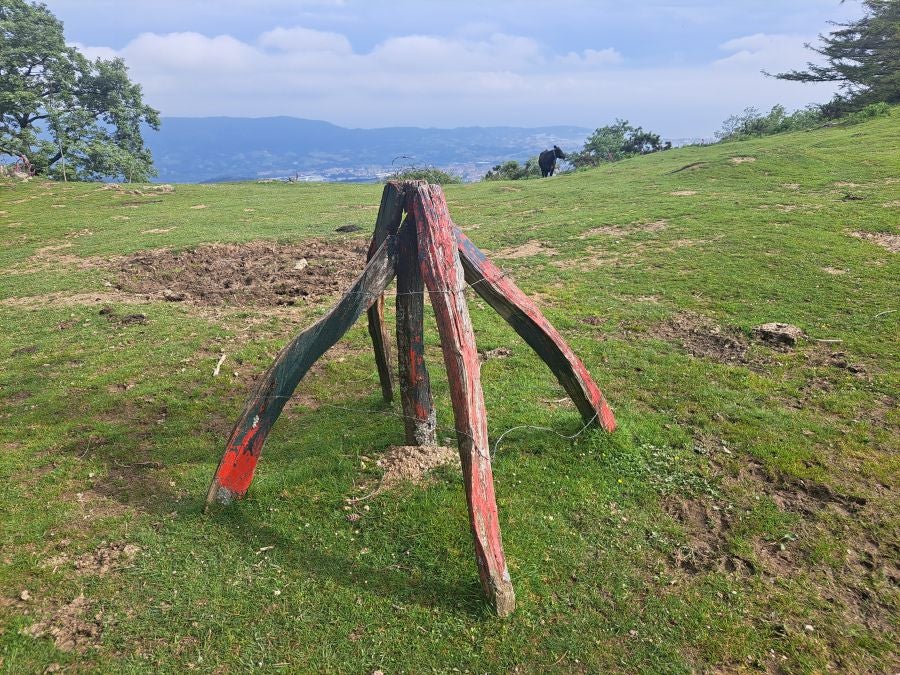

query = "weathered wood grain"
[366,182,405,403]
[410,183,516,617]
[453,227,616,433]
[205,235,399,509]
[395,213,437,446]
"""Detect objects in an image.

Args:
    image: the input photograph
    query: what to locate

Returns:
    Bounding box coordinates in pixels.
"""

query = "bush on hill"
[386,166,462,185]
[483,157,541,181]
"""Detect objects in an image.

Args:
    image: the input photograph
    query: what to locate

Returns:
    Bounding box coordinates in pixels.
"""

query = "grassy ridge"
[0,109,897,672]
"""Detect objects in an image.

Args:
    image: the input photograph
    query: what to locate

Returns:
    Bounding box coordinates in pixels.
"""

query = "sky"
[43,0,862,138]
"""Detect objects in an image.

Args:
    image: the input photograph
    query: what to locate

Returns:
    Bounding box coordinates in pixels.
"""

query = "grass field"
[1,109,897,673]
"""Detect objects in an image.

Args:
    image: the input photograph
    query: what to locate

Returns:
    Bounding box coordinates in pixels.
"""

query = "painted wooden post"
[454,227,616,432]
[366,182,405,403]
[205,235,399,508]
[395,213,437,446]
[410,183,516,617]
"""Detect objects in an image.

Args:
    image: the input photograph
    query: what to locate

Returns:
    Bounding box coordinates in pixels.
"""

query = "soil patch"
[351,445,459,502]
[851,230,899,253]
[669,190,698,197]
[116,239,368,306]
[496,240,558,259]
[729,157,756,164]
[479,347,512,361]
[23,595,102,652]
[580,220,667,238]
[665,496,752,575]
[651,312,749,364]
[74,541,141,575]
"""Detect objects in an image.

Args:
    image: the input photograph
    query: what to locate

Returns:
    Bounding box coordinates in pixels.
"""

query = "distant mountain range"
[144,117,594,184]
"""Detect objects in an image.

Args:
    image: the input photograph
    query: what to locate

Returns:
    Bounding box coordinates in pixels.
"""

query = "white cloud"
[79,26,839,137]
[715,32,814,70]
[558,48,623,67]
[259,26,352,53]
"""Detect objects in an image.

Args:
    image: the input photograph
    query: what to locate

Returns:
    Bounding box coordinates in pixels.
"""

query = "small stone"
[19,589,31,601]
[804,624,814,632]
[294,258,308,271]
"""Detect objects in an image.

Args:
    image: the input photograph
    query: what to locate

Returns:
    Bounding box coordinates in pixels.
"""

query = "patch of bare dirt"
[669,190,698,196]
[883,200,900,208]
[851,230,900,253]
[580,219,667,238]
[116,239,368,306]
[23,595,102,652]
[730,157,756,164]
[651,312,749,364]
[74,542,140,575]
[821,266,846,275]
[479,347,512,361]
[496,240,558,259]
[664,497,753,575]
[351,445,459,501]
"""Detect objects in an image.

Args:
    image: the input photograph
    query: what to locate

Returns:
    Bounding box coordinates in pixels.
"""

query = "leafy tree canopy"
[0,0,159,180]
[770,0,899,116]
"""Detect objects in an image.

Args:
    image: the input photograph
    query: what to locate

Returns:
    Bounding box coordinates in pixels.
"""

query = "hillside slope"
[0,109,897,672]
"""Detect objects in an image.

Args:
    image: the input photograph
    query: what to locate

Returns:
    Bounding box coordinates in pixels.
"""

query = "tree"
[769,0,900,116]
[0,0,159,180]
[568,119,669,168]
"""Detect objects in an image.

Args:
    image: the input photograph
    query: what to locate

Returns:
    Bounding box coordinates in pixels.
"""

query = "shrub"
[385,166,462,185]
[715,105,825,142]
[483,157,541,181]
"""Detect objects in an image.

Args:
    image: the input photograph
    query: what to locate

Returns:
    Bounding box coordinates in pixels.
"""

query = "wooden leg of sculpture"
[205,235,399,509]
[366,182,405,403]
[453,227,616,432]
[410,184,516,616]
[395,214,437,446]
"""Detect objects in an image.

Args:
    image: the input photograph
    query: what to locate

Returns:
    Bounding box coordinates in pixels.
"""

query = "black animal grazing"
[538,145,566,177]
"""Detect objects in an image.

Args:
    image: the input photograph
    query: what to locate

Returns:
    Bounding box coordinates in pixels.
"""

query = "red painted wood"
[453,227,616,432]
[395,214,437,445]
[205,235,399,508]
[410,183,516,616]
[366,182,405,403]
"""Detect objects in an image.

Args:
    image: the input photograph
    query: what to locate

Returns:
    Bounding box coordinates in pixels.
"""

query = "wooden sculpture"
[205,181,616,616]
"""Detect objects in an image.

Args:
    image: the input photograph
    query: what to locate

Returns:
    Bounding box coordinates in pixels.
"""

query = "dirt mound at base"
[117,239,367,306]
[377,445,460,489]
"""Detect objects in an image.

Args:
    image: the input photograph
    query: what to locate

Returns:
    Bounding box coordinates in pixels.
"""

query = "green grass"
[1,109,897,673]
